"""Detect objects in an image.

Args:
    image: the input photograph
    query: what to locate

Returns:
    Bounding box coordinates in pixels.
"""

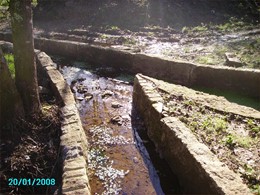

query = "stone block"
[61,122,82,135]
[62,115,80,125]
[60,133,81,145]
[62,175,89,192]
[62,168,87,180]
[63,156,86,172]
[152,102,163,113]
[62,145,84,160]
[47,69,64,84]
[63,187,91,195]
[61,105,78,117]
[55,81,75,106]
[148,96,163,104]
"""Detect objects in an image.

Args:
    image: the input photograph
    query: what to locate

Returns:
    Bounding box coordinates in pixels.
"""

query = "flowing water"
[54,57,181,195]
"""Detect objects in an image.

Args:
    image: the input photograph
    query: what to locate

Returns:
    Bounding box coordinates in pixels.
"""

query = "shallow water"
[56,57,180,194]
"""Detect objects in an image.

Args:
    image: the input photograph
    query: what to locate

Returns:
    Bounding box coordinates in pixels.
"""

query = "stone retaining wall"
[0,40,91,194]
[1,32,259,98]
[133,74,252,194]
[36,51,91,195]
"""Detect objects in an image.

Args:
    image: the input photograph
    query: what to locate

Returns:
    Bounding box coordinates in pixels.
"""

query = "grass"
[182,24,208,34]
[193,86,260,111]
[224,134,253,148]
[182,17,256,35]
[195,54,219,65]
[247,119,260,135]
[4,53,15,78]
[189,115,227,133]
[216,17,254,32]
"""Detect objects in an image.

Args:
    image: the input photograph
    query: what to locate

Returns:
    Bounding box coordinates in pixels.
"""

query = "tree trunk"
[9,0,41,116]
[0,47,24,129]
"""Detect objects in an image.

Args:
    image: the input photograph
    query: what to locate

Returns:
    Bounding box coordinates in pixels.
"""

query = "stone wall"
[0,40,91,194]
[34,37,260,99]
[133,74,252,194]
[36,51,91,195]
[0,33,259,98]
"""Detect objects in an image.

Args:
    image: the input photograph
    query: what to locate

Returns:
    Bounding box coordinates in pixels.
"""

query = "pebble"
[84,93,93,101]
[111,101,122,108]
[101,90,114,98]
[77,84,88,94]
[133,157,139,163]
[76,96,84,101]
[110,116,123,125]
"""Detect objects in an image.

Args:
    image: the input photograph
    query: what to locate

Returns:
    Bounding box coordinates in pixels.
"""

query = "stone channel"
[54,57,180,194]
[1,37,259,194]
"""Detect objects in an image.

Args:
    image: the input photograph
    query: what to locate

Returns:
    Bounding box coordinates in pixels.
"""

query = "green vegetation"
[106,25,120,31]
[224,134,253,148]
[237,38,260,69]
[100,34,108,39]
[195,54,219,65]
[193,86,260,111]
[182,23,208,34]
[4,53,15,78]
[247,119,260,135]
[0,2,9,19]
[216,17,254,32]
[0,0,9,7]
[122,37,137,45]
[32,0,38,7]
[188,115,228,133]
[183,17,256,35]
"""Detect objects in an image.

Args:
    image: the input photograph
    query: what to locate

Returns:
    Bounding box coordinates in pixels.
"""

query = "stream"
[54,57,181,195]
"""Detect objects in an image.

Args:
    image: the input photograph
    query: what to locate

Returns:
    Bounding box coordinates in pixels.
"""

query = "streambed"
[54,57,180,194]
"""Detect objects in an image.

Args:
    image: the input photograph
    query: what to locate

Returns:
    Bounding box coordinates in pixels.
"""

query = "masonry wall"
[133,74,252,194]
[36,51,91,195]
[34,38,260,99]
[1,33,259,98]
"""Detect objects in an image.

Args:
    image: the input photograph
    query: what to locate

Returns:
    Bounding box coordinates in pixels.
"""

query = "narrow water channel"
[53,57,181,194]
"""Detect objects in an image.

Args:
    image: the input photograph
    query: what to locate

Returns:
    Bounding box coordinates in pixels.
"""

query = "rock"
[133,157,139,164]
[111,101,122,108]
[84,93,93,101]
[77,77,86,82]
[71,80,77,85]
[70,86,76,93]
[76,96,84,101]
[101,90,113,98]
[110,115,123,125]
[77,84,88,94]
[225,52,244,67]
[38,86,50,94]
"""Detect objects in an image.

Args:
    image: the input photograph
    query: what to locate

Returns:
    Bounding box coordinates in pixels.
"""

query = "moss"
[4,53,15,78]
[195,55,218,65]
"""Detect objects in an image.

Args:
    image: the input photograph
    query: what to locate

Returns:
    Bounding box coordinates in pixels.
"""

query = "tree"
[9,0,41,116]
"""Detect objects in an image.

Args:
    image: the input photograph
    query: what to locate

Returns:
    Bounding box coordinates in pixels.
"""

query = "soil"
[29,0,259,69]
[0,90,62,194]
[0,1,259,69]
